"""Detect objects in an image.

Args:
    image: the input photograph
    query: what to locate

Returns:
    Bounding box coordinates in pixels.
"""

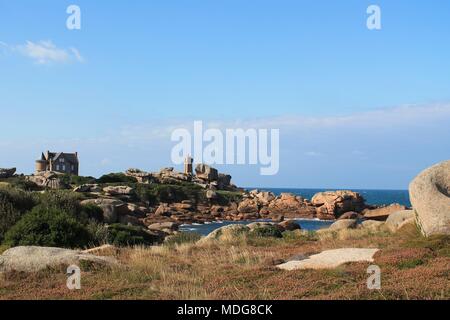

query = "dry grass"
[0,226,449,300]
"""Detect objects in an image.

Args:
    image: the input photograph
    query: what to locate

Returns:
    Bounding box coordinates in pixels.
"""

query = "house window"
[60,158,65,163]
[71,165,75,171]
[56,165,60,171]
[62,165,66,171]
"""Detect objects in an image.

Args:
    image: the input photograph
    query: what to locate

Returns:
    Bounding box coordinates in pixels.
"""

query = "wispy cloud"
[305,151,322,157]
[114,103,450,142]
[1,40,84,64]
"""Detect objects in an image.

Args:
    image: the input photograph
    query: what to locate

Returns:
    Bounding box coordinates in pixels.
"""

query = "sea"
[179,188,410,236]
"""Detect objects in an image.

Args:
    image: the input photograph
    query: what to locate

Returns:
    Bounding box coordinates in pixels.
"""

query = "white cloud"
[100,158,112,166]
[114,103,450,142]
[1,40,84,64]
[305,151,321,157]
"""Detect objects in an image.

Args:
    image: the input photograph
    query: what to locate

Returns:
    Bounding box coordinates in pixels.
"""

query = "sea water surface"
[180,188,410,236]
[180,219,334,236]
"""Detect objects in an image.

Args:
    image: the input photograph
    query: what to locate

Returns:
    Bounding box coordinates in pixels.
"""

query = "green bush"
[33,191,83,218]
[106,224,161,246]
[216,190,243,205]
[397,258,426,270]
[80,204,104,222]
[134,183,205,205]
[60,174,96,186]
[250,226,283,238]
[0,187,37,241]
[164,232,202,246]
[86,220,109,245]
[97,173,137,184]
[134,184,158,205]
[0,176,41,191]
[282,230,318,242]
[0,187,36,213]
[0,202,21,242]
[3,206,91,248]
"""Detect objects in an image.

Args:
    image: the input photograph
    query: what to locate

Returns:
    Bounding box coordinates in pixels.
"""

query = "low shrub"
[97,173,137,184]
[250,226,283,238]
[164,232,202,246]
[0,187,36,212]
[3,206,91,248]
[282,230,318,242]
[134,183,204,205]
[397,258,425,269]
[216,190,243,205]
[60,174,96,186]
[81,204,104,222]
[86,220,109,245]
[0,176,41,191]
[0,187,37,241]
[33,191,84,218]
[106,224,161,246]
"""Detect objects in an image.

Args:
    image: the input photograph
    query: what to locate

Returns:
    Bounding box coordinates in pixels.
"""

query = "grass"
[0,227,448,300]
[397,258,425,270]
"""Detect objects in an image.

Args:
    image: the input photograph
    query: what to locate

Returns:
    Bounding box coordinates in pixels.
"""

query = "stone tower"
[184,156,193,175]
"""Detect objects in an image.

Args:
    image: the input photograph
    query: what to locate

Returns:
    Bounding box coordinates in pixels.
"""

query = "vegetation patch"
[397,258,425,269]
[250,226,283,238]
[164,232,202,247]
[106,224,161,247]
[96,173,137,184]
[3,206,91,248]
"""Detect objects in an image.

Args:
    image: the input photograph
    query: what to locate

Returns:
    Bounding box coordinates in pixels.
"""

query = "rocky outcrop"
[103,186,134,196]
[267,193,317,218]
[409,160,450,236]
[158,167,191,183]
[73,184,101,193]
[385,210,415,233]
[237,198,259,214]
[327,219,357,231]
[338,211,359,220]
[360,220,385,231]
[363,204,407,221]
[277,248,379,270]
[126,168,155,184]
[81,198,129,223]
[195,164,219,182]
[0,246,118,273]
[148,222,180,233]
[311,191,366,218]
[206,190,218,200]
[278,220,301,231]
[198,224,250,244]
[27,171,69,190]
[0,168,16,179]
[217,174,232,189]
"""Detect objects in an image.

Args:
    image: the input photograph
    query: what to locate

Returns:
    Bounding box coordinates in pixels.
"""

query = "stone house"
[35,151,79,175]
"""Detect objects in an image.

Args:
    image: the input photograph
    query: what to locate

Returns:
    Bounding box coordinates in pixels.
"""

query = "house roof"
[43,151,78,164]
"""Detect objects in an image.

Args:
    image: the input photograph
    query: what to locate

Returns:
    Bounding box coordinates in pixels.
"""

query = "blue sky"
[0,1,449,189]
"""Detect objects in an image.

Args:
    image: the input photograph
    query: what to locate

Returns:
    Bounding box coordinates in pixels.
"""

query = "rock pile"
[311,190,366,219]
[27,171,68,190]
[363,203,407,221]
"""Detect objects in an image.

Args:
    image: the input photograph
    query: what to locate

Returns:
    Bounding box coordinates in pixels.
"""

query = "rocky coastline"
[0,163,415,241]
